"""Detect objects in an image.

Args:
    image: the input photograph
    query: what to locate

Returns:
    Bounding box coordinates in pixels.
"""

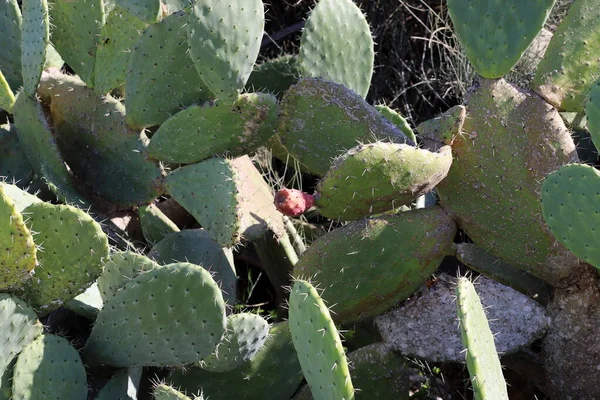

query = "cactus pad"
[0,124,33,188]
[21,202,109,312]
[541,164,600,269]
[97,251,159,301]
[20,0,49,96]
[186,0,264,100]
[298,0,374,98]
[277,78,414,175]
[138,203,180,245]
[168,322,303,400]
[534,0,600,111]
[314,142,452,220]
[202,313,269,372]
[456,277,509,400]
[49,0,105,86]
[0,72,15,112]
[84,262,227,367]
[65,282,104,320]
[246,55,300,97]
[586,80,600,148]
[289,280,354,400]
[0,0,22,90]
[0,185,36,290]
[375,105,416,143]
[153,385,192,400]
[95,368,142,400]
[447,0,555,79]
[294,206,456,323]
[125,11,212,129]
[148,93,278,164]
[0,183,40,213]
[12,334,88,400]
[115,0,161,23]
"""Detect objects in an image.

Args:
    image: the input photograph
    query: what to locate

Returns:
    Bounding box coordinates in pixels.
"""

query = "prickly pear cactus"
[153,384,193,400]
[0,124,32,187]
[456,277,508,400]
[288,279,354,400]
[97,251,159,301]
[20,0,49,96]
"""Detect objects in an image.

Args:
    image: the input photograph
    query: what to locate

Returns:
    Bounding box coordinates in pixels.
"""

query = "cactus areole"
[274,188,315,217]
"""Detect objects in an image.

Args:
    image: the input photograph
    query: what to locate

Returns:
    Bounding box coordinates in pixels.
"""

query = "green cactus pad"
[0,294,43,384]
[96,368,142,400]
[21,202,109,312]
[314,142,452,220]
[49,0,105,87]
[94,6,148,94]
[375,105,416,144]
[65,282,104,320]
[11,93,87,206]
[125,11,212,129]
[447,0,555,79]
[0,359,14,400]
[20,0,49,96]
[40,70,164,207]
[277,78,415,175]
[298,0,374,98]
[97,251,158,301]
[293,206,456,323]
[246,55,300,97]
[417,105,466,145]
[115,0,161,23]
[154,385,192,400]
[148,229,236,306]
[0,71,15,111]
[586,80,600,148]
[84,262,227,367]
[168,322,303,400]
[435,79,580,286]
[534,0,600,111]
[0,0,22,91]
[541,164,600,270]
[202,313,269,372]
[139,203,180,245]
[0,183,41,213]
[148,93,278,164]
[0,124,33,187]
[289,280,354,400]
[186,0,264,101]
[0,185,36,290]
[456,277,509,400]
[43,44,64,70]
[163,156,284,247]
[12,334,88,400]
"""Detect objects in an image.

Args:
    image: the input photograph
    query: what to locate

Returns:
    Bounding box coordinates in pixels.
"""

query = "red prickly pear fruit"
[274,188,315,217]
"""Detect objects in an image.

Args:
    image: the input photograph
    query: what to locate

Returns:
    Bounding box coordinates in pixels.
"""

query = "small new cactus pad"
[0,183,40,213]
[298,0,374,99]
[0,72,15,111]
[84,262,227,367]
[97,251,159,301]
[447,0,555,79]
[534,0,600,111]
[293,206,456,323]
[40,70,164,207]
[11,93,87,206]
[21,202,109,312]
[186,0,264,101]
[541,164,600,269]
[148,93,278,164]
[163,156,284,247]
[148,229,236,306]
[456,277,509,400]
[202,312,269,372]
[125,11,212,129]
[435,79,580,286]
[586,81,600,148]
[49,0,105,87]
[20,0,48,96]
[12,334,88,400]
[289,280,354,400]
[417,105,466,146]
[0,124,33,190]
[375,105,416,144]
[277,78,414,175]
[0,294,43,381]
[0,185,36,290]
[0,0,22,90]
[115,0,161,23]
[96,368,142,400]
[274,188,315,217]
[314,142,453,220]
[138,203,180,245]
[168,322,303,400]
[153,385,192,400]
[246,55,300,97]
[94,6,148,94]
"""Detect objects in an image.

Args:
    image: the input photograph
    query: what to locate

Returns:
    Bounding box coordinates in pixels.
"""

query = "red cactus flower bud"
[274,188,315,217]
